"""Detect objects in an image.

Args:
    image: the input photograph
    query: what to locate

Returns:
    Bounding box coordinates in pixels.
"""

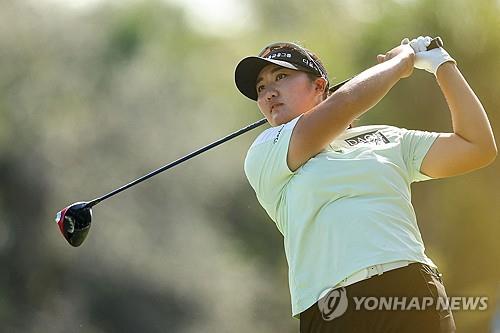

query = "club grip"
[428,37,443,50]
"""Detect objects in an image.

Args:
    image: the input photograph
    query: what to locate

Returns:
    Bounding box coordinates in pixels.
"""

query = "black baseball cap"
[235,42,329,101]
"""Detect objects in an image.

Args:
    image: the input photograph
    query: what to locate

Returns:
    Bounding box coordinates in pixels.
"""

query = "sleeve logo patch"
[345,130,390,146]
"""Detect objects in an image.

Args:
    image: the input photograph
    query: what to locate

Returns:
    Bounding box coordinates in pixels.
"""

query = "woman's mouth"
[271,103,283,113]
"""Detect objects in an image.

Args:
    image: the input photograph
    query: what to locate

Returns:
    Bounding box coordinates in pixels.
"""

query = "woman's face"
[256,64,325,127]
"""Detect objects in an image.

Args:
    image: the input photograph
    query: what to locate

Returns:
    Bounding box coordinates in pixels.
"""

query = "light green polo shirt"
[244,114,440,319]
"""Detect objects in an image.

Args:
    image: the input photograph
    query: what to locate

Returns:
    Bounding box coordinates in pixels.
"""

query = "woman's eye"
[256,73,287,94]
[276,73,287,80]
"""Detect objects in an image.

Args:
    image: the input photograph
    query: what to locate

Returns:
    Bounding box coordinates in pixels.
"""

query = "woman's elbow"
[487,145,497,164]
[480,143,497,167]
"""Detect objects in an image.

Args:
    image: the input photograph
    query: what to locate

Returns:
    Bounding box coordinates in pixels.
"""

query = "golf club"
[54,37,444,247]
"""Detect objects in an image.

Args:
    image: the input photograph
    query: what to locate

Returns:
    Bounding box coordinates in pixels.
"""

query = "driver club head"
[54,202,92,247]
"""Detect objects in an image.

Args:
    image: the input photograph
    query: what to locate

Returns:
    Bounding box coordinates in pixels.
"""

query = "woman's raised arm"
[287,44,415,171]
[419,63,497,178]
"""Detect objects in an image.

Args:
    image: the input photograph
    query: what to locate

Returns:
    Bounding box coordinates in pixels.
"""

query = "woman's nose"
[264,86,278,100]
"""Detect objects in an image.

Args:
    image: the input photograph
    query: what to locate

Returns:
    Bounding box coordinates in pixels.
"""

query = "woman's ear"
[314,77,328,94]
[314,77,328,100]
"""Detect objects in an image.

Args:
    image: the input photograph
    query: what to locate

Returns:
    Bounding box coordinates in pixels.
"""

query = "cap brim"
[235,56,302,101]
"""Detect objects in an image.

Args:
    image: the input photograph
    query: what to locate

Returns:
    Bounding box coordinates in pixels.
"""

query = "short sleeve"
[400,128,440,183]
[244,115,301,225]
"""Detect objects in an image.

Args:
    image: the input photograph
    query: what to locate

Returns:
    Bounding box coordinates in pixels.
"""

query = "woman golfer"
[234,36,496,332]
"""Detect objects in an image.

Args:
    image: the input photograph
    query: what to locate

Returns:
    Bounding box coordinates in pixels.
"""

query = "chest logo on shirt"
[345,130,390,146]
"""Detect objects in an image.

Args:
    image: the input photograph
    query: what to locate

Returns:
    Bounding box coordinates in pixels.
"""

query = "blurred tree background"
[0,0,498,332]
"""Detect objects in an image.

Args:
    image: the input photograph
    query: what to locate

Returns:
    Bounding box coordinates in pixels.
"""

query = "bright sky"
[36,0,254,36]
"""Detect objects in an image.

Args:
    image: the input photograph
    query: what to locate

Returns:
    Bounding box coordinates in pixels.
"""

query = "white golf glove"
[401,36,456,76]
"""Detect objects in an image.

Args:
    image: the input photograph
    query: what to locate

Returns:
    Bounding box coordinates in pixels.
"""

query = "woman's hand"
[376,44,415,78]
[405,36,456,76]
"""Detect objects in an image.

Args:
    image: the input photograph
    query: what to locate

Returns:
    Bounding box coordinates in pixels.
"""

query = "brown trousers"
[299,263,456,333]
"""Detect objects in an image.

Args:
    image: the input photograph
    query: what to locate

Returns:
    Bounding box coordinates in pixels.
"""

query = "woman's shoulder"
[247,126,283,152]
[248,116,302,150]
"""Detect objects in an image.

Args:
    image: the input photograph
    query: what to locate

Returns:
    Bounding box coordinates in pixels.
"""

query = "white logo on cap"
[267,53,292,59]
[302,58,316,68]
